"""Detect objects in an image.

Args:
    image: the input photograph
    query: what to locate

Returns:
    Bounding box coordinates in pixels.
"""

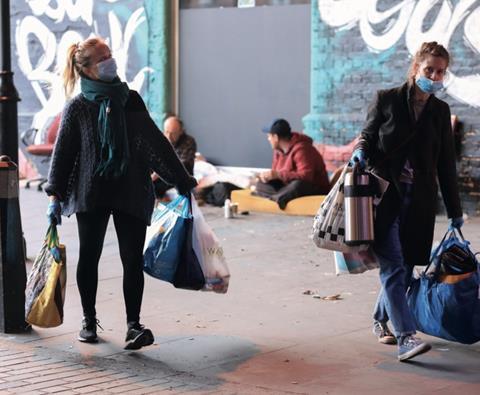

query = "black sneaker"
[124,322,154,350]
[78,316,102,343]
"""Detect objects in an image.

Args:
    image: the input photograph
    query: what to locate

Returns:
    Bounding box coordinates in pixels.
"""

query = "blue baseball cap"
[261,118,292,137]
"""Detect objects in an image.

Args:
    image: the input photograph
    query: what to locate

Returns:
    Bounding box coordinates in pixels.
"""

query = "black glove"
[176,176,198,196]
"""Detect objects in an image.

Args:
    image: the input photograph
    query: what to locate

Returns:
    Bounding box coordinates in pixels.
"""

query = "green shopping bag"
[25,225,67,328]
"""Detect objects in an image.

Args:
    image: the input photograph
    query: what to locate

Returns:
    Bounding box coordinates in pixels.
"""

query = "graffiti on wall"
[318,0,480,108]
[13,0,151,134]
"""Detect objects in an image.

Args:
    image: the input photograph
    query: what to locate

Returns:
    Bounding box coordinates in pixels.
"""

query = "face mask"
[415,75,444,94]
[97,58,117,82]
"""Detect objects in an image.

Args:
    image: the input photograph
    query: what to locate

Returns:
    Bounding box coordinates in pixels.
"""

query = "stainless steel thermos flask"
[344,165,375,246]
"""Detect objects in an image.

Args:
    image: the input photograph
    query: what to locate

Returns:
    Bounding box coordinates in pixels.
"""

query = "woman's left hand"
[448,216,464,230]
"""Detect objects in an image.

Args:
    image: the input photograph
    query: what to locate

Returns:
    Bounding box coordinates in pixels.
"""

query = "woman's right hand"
[350,149,366,169]
[176,176,198,196]
[46,198,62,226]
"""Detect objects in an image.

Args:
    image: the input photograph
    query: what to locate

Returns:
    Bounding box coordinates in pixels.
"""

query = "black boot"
[124,321,154,350]
[78,316,101,343]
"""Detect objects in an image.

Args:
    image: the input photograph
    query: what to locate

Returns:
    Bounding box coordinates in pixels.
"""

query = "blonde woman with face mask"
[350,42,463,362]
[45,37,197,349]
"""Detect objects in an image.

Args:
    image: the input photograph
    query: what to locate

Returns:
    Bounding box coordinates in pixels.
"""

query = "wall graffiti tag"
[318,0,480,108]
[13,0,151,135]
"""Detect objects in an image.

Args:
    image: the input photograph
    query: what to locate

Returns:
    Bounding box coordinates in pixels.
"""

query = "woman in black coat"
[45,37,197,349]
[351,42,463,362]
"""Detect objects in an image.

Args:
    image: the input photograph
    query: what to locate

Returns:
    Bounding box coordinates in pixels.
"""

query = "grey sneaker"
[124,322,154,350]
[373,321,397,344]
[398,335,431,362]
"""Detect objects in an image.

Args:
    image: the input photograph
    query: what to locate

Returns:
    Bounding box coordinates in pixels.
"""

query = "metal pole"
[0,0,28,333]
[0,0,11,71]
[0,0,20,164]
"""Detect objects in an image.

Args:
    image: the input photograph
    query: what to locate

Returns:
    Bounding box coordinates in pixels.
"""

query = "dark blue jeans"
[372,183,416,337]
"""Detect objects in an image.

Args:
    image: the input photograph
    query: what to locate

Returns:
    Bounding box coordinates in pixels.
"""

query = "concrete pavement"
[2,186,480,394]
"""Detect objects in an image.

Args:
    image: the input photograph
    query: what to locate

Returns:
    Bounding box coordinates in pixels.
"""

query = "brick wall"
[304,0,480,215]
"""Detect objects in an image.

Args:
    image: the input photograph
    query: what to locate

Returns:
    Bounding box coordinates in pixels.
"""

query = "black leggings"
[76,208,147,323]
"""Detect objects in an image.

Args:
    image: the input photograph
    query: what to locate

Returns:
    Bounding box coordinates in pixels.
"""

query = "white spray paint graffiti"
[26,0,94,26]
[318,0,480,107]
[15,0,152,134]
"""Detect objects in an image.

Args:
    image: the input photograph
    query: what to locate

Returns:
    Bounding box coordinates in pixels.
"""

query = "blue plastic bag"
[407,228,480,344]
[173,218,206,290]
[333,249,379,275]
[143,195,192,282]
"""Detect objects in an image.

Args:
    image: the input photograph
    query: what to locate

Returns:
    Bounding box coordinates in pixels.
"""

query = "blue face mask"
[97,58,117,82]
[415,75,444,94]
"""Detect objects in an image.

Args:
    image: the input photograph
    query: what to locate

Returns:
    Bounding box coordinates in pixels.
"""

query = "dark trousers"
[255,179,325,209]
[76,208,147,323]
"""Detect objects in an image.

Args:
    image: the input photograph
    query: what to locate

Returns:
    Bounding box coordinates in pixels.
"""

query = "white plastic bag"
[312,165,389,253]
[191,198,230,293]
[333,249,379,275]
[312,166,368,252]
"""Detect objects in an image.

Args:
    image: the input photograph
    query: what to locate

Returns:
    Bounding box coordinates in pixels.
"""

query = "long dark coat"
[356,82,462,266]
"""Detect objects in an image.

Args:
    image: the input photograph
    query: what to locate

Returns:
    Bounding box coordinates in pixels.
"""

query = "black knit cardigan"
[45,90,195,225]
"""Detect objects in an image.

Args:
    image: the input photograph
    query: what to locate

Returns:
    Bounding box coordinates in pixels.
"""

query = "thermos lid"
[345,172,370,186]
[344,166,373,198]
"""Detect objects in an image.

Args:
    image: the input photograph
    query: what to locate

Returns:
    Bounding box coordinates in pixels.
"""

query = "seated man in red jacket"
[255,118,330,209]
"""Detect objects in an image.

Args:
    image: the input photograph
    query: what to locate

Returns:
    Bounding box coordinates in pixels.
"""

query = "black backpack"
[436,229,478,275]
[204,182,241,207]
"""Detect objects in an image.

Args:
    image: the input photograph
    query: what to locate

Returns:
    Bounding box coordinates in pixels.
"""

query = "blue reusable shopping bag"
[173,218,206,290]
[407,228,480,344]
[143,195,192,282]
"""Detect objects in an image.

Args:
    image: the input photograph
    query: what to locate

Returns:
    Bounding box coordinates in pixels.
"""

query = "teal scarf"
[81,77,130,179]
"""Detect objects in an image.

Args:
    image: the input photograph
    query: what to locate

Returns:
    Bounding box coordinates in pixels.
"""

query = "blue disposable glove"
[350,149,366,169]
[46,200,62,226]
[448,216,464,230]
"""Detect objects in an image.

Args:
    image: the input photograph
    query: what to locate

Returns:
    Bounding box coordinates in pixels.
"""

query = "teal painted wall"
[304,0,400,145]
[144,0,172,128]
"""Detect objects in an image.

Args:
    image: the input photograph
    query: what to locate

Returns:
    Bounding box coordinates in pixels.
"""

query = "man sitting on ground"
[255,118,330,209]
[152,115,197,199]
